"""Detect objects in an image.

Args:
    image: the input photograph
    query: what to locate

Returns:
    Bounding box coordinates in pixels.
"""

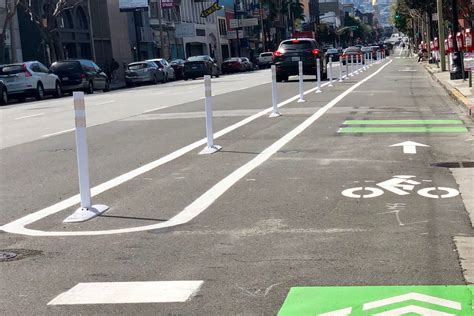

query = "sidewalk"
[423,62,474,117]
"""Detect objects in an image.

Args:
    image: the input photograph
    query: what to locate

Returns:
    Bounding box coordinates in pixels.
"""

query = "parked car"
[341,47,362,65]
[147,58,175,82]
[241,57,253,71]
[183,55,220,80]
[50,59,109,94]
[272,38,327,82]
[0,61,62,102]
[325,48,340,62]
[125,61,163,87]
[257,52,273,68]
[170,59,185,80]
[0,80,7,105]
[222,58,245,74]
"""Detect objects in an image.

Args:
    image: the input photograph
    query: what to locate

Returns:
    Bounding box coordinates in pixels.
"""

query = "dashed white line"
[14,113,44,120]
[47,281,204,305]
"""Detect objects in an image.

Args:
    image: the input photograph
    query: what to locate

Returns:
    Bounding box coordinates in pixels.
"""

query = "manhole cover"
[0,249,42,262]
[0,251,17,261]
[431,161,474,168]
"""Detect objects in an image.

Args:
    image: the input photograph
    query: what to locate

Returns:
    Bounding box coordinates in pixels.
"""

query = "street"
[1,56,473,315]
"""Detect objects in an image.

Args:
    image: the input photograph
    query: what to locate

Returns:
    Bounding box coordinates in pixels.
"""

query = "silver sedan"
[125,61,164,87]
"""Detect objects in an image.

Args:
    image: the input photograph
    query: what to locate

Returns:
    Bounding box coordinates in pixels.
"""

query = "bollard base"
[199,145,222,155]
[269,111,282,118]
[315,89,322,94]
[63,204,109,223]
[297,98,307,103]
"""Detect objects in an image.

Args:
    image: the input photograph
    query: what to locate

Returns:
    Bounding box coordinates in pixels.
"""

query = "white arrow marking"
[390,141,429,154]
[362,292,462,311]
[373,305,455,315]
[320,307,352,315]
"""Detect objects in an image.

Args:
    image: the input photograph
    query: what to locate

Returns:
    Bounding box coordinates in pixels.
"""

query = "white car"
[0,61,62,102]
[257,52,274,68]
[146,58,175,82]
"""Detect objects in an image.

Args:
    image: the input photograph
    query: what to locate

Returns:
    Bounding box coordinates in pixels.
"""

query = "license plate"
[62,77,69,81]
[291,57,300,61]
[192,66,197,69]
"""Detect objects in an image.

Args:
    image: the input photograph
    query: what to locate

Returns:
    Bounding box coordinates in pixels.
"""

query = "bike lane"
[272,58,474,314]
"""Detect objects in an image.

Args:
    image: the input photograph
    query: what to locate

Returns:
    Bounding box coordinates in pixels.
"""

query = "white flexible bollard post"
[297,61,306,103]
[200,75,222,154]
[63,92,109,223]
[350,55,355,76]
[328,55,333,87]
[315,58,322,93]
[364,53,368,70]
[345,55,349,76]
[339,57,344,82]
[369,52,373,66]
[270,65,281,117]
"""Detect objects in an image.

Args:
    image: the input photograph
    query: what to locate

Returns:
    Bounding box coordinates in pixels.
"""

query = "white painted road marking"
[14,113,44,120]
[41,128,75,138]
[390,141,429,154]
[374,306,454,315]
[92,100,116,106]
[362,292,462,311]
[1,62,392,236]
[47,281,203,305]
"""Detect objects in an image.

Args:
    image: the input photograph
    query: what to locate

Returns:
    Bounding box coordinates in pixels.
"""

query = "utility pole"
[234,1,241,57]
[133,10,141,61]
[437,0,446,71]
[87,0,96,61]
[157,0,166,59]
[8,0,17,62]
[450,0,463,79]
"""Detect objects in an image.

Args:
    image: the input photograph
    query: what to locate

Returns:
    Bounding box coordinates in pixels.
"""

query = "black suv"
[273,38,327,82]
[50,59,110,94]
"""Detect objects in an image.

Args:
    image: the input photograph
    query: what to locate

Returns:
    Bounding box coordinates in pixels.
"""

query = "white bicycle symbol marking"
[342,175,460,199]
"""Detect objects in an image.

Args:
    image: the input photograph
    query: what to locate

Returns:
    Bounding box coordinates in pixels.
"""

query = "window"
[30,63,41,73]
[76,7,88,30]
[218,18,227,36]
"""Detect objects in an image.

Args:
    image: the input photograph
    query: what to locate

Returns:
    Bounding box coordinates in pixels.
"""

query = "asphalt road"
[0,58,473,315]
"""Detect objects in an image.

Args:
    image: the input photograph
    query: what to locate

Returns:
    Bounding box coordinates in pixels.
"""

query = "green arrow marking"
[278,285,474,316]
[339,127,468,133]
[343,120,464,125]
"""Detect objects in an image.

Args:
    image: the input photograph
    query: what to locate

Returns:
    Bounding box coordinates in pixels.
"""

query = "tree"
[18,0,84,63]
[0,0,19,64]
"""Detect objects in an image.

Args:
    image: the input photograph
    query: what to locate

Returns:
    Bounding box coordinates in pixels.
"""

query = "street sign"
[278,285,473,316]
[390,141,429,154]
[227,30,244,40]
[432,13,439,21]
[161,0,174,9]
[200,2,222,18]
[229,18,259,28]
[119,0,149,12]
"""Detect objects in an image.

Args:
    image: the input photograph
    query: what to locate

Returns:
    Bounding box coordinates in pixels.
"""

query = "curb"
[423,64,474,118]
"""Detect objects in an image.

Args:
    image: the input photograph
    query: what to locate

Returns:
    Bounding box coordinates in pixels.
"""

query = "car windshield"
[260,53,273,57]
[50,61,81,74]
[224,58,241,62]
[0,64,24,75]
[280,40,313,50]
[171,60,184,64]
[327,49,339,54]
[128,63,148,70]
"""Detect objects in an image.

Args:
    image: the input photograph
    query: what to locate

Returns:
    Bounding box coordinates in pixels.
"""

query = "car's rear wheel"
[54,81,62,98]
[86,81,94,94]
[35,83,45,100]
[276,75,284,82]
[0,88,8,105]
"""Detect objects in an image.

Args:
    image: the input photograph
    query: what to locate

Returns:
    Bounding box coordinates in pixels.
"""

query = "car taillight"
[22,64,32,77]
[312,49,320,56]
[274,50,283,57]
[292,39,300,43]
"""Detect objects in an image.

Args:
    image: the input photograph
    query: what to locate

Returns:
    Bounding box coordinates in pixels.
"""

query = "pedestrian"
[417,48,423,63]
[110,58,119,81]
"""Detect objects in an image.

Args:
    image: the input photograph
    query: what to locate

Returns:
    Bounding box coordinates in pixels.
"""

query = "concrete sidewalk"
[424,62,474,117]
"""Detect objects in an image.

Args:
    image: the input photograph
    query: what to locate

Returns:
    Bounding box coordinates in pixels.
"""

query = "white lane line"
[47,281,203,305]
[92,100,116,106]
[1,62,390,236]
[14,113,44,120]
[41,128,75,138]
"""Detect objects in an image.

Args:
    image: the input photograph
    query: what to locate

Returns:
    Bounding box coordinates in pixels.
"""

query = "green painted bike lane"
[278,285,474,315]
